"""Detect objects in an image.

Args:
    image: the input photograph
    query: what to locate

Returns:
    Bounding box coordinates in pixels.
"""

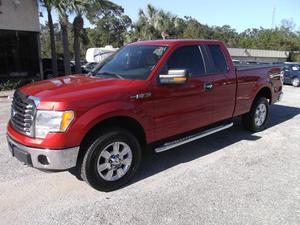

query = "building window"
[0,30,40,79]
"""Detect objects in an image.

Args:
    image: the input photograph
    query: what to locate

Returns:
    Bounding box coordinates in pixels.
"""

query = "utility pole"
[272,5,276,29]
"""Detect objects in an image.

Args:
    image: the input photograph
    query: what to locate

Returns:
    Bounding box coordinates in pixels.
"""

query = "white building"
[228,48,289,63]
[0,0,41,79]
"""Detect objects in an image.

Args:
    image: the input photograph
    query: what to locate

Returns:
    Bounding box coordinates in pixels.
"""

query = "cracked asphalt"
[0,85,299,225]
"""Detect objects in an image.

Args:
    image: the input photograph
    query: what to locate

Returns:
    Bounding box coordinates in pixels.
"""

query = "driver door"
[152,45,214,140]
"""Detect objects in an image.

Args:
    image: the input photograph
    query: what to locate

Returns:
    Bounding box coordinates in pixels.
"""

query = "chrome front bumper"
[7,135,79,170]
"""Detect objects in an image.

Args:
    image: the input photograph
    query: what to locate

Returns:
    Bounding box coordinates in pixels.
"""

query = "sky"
[40,0,300,32]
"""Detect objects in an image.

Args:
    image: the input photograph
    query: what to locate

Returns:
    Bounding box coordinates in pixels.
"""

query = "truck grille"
[11,91,36,137]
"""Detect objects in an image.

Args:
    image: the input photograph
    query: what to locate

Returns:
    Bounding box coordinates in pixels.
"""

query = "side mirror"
[159,69,188,84]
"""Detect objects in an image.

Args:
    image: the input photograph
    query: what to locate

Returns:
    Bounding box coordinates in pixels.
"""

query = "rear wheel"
[292,77,300,87]
[242,97,269,132]
[80,128,141,191]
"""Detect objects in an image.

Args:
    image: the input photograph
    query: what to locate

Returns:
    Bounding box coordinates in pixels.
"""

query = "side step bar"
[154,122,233,153]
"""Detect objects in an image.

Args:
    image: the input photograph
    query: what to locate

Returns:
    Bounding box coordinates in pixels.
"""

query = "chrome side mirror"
[159,69,188,84]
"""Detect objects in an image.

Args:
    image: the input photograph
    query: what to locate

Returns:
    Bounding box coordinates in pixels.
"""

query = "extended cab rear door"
[200,43,236,122]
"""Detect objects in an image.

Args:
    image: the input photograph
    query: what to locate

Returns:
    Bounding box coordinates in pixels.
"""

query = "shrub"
[0,79,36,91]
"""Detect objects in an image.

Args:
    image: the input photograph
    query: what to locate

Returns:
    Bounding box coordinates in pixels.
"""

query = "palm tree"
[73,14,83,73]
[40,0,58,77]
[70,0,122,74]
[69,0,88,74]
[54,0,72,75]
[153,10,175,38]
[137,4,158,40]
[135,4,176,40]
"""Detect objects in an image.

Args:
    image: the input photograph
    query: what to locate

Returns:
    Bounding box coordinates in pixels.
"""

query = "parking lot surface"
[0,86,299,225]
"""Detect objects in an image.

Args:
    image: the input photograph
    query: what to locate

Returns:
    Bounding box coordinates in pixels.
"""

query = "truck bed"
[234,65,283,117]
[236,64,282,71]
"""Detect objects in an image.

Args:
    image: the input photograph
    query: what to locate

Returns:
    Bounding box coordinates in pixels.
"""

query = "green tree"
[54,0,72,75]
[239,26,300,51]
[182,17,213,39]
[40,0,58,76]
[210,25,239,47]
[134,4,160,40]
[132,4,178,40]
[69,0,88,73]
[87,12,131,47]
[39,3,300,66]
[69,0,124,73]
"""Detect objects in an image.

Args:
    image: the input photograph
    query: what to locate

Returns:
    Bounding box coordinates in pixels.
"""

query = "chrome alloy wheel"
[96,142,133,181]
[292,78,300,87]
[254,103,267,127]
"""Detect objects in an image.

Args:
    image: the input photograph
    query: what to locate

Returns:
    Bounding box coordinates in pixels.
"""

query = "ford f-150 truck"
[7,40,283,191]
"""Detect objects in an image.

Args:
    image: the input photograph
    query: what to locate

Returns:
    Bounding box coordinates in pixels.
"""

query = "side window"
[163,45,205,76]
[292,65,300,71]
[206,44,228,73]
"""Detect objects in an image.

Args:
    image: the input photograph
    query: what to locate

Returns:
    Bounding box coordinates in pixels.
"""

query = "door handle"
[204,82,214,92]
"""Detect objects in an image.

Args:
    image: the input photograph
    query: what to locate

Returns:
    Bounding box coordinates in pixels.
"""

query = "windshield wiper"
[96,71,124,79]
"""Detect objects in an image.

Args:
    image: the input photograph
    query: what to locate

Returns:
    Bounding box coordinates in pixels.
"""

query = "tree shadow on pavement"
[131,104,300,185]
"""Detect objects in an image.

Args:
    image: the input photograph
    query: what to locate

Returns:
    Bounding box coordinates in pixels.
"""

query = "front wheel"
[80,128,141,191]
[292,77,300,87]
[242,97,269,132]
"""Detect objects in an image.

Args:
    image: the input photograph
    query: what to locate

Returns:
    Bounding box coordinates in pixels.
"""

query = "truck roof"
[129,39,224,46]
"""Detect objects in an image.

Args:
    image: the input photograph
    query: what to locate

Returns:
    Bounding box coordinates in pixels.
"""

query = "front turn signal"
[60,111,75,132]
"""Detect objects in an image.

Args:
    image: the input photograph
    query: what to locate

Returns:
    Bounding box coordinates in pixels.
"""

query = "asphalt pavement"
[0,86,299,225]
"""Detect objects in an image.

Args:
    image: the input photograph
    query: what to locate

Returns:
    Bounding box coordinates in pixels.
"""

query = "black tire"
[80,127,141,192]
[242,97,269,132]
[292,77,300,87]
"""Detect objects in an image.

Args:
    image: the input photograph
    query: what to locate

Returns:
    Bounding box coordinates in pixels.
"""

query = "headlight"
[280,71,284,82]
[35,110,74,138]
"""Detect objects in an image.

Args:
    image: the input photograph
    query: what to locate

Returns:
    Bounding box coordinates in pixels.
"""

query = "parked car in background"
[70,60,86,67]
[42,58,75,79]
[81,62,99,74]
[232,59,241,65]
[246,61,259,65]
[272,62,284,65]
[282,63,300,87]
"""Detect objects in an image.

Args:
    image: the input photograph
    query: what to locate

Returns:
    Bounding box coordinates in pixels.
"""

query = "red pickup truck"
[7,40,283,191]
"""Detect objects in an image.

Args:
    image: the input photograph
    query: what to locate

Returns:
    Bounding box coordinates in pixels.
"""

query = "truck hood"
[19,75,133,106]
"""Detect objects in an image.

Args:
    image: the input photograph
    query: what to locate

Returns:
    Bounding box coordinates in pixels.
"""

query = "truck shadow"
[68,104,299,187]
[131,104,300,185]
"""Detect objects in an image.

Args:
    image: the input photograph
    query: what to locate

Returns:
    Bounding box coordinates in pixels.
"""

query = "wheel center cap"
[110,156,120,166]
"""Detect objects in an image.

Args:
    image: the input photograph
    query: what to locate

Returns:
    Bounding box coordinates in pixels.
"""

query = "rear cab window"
[202,44,228,74]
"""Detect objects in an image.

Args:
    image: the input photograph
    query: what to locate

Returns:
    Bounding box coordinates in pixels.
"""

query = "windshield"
[92,45,168,80]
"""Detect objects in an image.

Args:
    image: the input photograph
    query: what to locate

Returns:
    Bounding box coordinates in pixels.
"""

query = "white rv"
[85,45,118,63]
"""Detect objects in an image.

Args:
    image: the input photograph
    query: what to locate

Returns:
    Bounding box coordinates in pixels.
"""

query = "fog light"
[38,155,50,165]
